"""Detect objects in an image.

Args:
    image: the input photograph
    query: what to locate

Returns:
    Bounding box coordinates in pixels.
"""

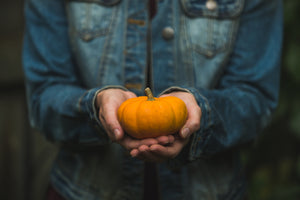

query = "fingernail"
[130,150,138,158]
[181,127,190,138]
[114,129,121,140]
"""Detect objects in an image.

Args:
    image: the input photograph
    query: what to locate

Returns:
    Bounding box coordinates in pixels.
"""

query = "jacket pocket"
[180,0,245,57]
[66,0,121,41]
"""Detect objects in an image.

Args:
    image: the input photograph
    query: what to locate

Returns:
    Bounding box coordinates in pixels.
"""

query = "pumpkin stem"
[145,87,155,101]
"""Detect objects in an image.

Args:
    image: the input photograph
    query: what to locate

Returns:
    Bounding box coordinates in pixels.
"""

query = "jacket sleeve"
[23,0,116,145]
[168,0,283,164]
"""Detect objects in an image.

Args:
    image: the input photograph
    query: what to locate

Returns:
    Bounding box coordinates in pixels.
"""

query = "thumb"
[99,106,124,142]
[179,106,201,139]
[112,127,123,142]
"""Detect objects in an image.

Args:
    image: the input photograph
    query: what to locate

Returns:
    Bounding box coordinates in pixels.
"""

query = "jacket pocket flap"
[67,0,121,6]
[180,0,245,18]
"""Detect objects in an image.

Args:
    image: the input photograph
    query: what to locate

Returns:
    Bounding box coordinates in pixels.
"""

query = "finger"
[131,142,182,163]
[139,144,150,152]
[99,109,123,142]
[124,91,138,99]
[119,136,158,151]
[155,135,175,145]
[130,149,139,157]
[149,144,175,158]
[150,138,187,159]
[135,145,165,162]
[97,89,136,142]
[128,136,174,158]
[180,105,201,139]
[168,134,176,143]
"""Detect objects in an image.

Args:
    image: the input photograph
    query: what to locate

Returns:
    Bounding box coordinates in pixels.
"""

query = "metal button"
[162,27,174,40]
[82,33,93,42]
[206,0,217,11]
[205,50,214,58]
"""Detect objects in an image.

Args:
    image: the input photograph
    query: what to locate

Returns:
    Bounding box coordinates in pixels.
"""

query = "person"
[22,0,283,199]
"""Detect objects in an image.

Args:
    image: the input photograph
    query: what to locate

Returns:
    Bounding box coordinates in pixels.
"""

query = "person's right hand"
[96,88,175,153]
[129,91,201,162]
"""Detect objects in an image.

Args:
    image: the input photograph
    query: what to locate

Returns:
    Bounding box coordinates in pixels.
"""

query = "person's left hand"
[96,88,176,154]
[130,91,202,163]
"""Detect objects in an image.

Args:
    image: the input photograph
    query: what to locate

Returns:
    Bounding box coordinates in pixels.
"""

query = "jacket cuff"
[165,86,212,169]
[159,86,193,96]
[185,87,212,160]
[78,85,128,140]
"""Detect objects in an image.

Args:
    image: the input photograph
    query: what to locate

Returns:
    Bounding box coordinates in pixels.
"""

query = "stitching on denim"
[121,1,128,86]
[191,18,239,57]
[190,88,212,159]
[97,4,119,85]
[125,7,147,50]
[125,54,145,70]
[125,36,146,50]
[180,8,195,86]
[77,89,90,114]
[227,16,240,54]
[68,2,113,40]
[123,2,147,88]
[207,17,213,53]
[173,1,179,86]
[67,0,122,6]
[77,29,109,39]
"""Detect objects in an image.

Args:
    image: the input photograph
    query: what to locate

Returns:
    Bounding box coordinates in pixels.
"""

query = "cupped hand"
[130,135,188,163]
[130,91,202,163]
[96,88,175,152]
[96,88,136,141]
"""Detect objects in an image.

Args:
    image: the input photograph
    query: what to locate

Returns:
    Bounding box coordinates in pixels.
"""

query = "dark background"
[0,1,299,199]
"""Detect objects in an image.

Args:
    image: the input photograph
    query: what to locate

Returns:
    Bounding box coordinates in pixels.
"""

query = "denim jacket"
[23,0,283,199]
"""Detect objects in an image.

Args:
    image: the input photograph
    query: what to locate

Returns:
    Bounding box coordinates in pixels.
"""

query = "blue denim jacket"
[23,0,283,199]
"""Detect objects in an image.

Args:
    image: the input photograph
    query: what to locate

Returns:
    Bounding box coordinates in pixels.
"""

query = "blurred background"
[0,1,299,200]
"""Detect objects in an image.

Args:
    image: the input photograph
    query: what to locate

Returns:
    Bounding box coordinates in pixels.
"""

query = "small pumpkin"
[117,87,188,139]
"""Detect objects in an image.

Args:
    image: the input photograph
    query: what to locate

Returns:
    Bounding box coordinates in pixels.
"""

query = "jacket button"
[206,0,217,11]
[206,50,214,58]
[162,27,174,40]
[82,34,93,42]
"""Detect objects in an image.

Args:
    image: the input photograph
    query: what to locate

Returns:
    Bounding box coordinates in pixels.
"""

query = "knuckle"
[99,112,106,122]
[195,105,202,116]
[190,119,200,129]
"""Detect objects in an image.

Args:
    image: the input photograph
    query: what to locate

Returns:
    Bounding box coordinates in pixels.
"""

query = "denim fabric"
[23,0,283,199]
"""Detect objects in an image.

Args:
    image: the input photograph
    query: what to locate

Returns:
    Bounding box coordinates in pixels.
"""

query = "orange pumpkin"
[117,87,188,139]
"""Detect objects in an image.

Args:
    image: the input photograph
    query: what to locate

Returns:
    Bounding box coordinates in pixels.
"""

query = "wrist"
[94,85,129,109]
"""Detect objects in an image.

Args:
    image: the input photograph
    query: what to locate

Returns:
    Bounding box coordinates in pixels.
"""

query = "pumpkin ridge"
[162,96,187,133]
[135,99,145,138]
[169,103,177,133]
[122,99,140,137]
[161,99,177,133]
